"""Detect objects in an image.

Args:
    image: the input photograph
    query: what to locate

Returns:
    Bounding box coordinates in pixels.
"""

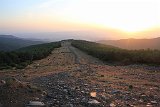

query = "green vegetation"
[0,42,61,69]
[71,40,160,65]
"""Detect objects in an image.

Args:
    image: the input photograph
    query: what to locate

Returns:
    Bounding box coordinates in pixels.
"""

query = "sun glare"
[0,0,160,34]
[60,0,160,33]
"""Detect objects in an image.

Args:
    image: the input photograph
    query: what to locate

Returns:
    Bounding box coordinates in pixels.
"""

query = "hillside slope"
[0,41,159,107]
[72,40,160,65]
[0,35,43,51]
[0,41,61,69]
[98,37,160,50]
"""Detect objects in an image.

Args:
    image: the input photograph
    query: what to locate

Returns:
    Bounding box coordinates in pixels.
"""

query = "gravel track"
[0,41,160,107]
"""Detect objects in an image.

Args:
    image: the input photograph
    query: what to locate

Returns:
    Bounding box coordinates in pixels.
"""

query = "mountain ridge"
[98,37,160,50]
[0,35,43,51]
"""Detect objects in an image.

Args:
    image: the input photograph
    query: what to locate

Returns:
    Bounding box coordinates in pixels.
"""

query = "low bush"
[71,40,160,65]
[0,42,61,69]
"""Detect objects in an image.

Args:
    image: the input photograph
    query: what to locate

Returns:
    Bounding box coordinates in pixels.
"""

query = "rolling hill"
[0,41,61,69]
[0,35,43,51]
[98,37,160,50]
[72,40,160,65]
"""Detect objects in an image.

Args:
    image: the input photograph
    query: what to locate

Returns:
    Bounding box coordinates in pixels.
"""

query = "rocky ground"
[0,41,160,107]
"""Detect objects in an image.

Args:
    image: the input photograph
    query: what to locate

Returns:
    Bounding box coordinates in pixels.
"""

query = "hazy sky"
[0,0,160,39]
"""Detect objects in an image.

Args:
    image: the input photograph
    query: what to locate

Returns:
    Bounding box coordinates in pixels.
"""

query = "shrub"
[71,40,160,65]
[0,42,61,69]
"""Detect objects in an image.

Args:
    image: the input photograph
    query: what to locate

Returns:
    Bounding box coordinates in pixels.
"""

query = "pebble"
[111,90,121,94]
[151,101,157,104]
[1,80,6,84]
[146,104,153,107]
[90,92,97,97]
[63,89,68,93]
[42,91,47,96]
[146,103,153,107]
[81,98,87,103]
[25,101,45,107]
[34,97,39,100]
[69,104,74,107]
[110,103,116,107]
[88,99,100,104]
[139,99,144,103]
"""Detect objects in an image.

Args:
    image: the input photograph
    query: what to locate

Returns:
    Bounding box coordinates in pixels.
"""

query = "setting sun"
[0,0,160,38]
[61,0,160,32]
[0,1,160,106]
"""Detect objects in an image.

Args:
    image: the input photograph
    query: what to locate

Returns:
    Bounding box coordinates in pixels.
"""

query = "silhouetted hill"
[0,35,43,51]
[98,37,160,50]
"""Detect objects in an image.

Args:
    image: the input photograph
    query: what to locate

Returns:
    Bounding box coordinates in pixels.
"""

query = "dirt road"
[0,41,160,107]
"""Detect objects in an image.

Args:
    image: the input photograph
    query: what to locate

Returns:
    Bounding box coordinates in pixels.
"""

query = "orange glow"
[0,0,160,39]
[90,92,97,97]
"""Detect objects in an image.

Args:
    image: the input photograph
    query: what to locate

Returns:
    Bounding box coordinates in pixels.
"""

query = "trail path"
[0,41,160,107]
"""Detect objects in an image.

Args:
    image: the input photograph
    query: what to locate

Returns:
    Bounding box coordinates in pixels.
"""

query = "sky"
[0,0,160,40]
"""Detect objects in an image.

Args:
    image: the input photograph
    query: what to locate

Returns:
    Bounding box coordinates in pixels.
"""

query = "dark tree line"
[71,40,160,65]
[0,42,61,69]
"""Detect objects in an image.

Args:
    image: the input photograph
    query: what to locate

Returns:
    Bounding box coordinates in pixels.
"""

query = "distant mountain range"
[98,37,160,50]
[0,35,43,51]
